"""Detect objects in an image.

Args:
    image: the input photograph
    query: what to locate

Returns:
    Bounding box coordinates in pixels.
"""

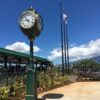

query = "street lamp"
[19,7,43,100]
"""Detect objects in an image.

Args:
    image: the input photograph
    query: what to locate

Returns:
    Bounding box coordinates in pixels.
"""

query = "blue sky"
[0,0,100,64]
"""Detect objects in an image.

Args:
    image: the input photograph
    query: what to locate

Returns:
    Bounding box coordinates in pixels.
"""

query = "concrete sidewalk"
[38,82,100,100]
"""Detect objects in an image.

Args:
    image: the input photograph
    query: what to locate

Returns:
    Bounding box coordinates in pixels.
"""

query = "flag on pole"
[63,13,67,24]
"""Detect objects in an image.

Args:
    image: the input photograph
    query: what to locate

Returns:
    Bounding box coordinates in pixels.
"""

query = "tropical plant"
[9,79,25,98]
[73,59,98,79]
[0,86,9,100]
[37,65,70,90]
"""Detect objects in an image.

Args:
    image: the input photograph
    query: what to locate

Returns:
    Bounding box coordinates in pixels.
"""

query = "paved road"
[38,82,100,100]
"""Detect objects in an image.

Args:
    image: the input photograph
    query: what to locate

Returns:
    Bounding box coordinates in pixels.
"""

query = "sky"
[0,0,100,64]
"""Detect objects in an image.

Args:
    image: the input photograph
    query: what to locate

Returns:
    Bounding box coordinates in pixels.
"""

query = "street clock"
[19,8,43,38]
[19,7,43,100]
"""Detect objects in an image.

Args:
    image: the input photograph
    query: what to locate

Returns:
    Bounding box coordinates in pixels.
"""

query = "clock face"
[36,15,43,32]
[19,11,36,29]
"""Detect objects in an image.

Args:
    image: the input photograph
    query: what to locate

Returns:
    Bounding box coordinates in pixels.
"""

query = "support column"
[26,38,37,100]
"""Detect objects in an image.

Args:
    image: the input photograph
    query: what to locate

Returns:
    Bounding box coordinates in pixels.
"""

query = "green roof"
[0,48,51,63]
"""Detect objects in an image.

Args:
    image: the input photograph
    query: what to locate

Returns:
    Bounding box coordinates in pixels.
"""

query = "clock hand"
[25,16,29,22]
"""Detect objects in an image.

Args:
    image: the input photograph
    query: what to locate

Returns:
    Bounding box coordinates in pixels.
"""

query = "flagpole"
[60,1,65,76]
[63,19,67,74]
[65,21,70,75]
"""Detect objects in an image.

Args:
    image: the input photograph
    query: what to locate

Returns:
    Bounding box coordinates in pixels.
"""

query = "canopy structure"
[0,48,52,71]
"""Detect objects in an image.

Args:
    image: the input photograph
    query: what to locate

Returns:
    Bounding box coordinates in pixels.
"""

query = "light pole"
[19,7,43,100]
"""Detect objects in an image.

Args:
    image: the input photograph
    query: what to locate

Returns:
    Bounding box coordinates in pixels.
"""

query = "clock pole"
[25,35,37,100]
[19,7,43,100]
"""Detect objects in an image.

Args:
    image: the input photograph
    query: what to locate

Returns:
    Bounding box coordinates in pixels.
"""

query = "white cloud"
[5,42,40,53]
[48,38,100,62]
[70,43,76,47]
[48,48,61,60]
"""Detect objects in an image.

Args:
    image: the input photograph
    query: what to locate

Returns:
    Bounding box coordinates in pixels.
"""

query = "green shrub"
[38,66,70,90]
[0,86,9,100]
[9,80,25,97]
